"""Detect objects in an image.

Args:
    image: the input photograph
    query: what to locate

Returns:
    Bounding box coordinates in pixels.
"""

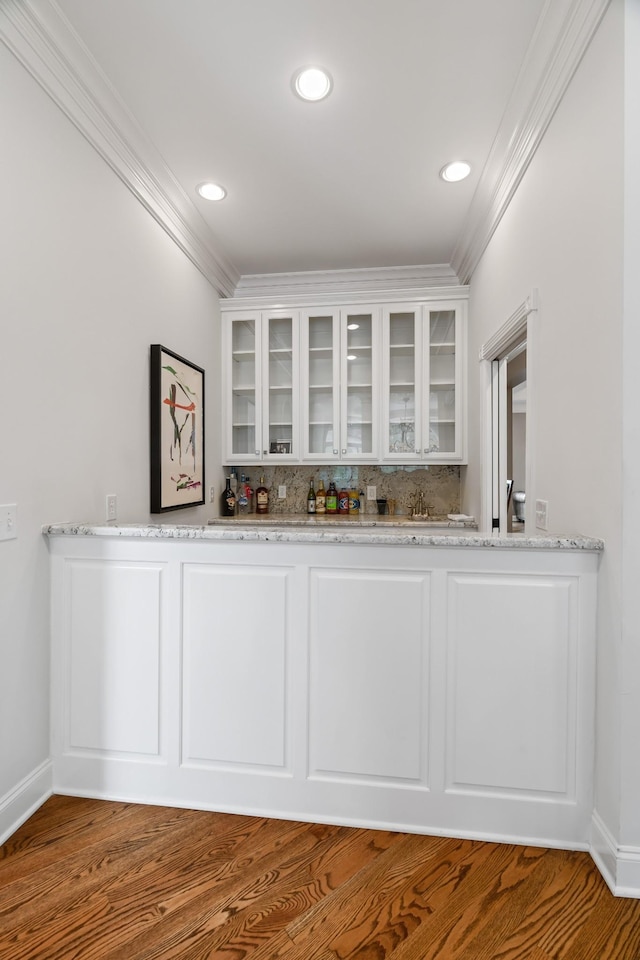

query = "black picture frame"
[150,344,205,513]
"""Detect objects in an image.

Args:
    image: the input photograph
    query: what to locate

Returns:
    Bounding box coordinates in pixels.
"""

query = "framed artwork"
[150,344,205,513]
[269,440,291,454]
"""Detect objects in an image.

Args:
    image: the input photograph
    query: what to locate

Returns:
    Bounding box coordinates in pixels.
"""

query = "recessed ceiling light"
[196,182,227,201]
[347,354,357,361]
[347,323,360,330]
[293,66,333,102]
[440,161,471,183]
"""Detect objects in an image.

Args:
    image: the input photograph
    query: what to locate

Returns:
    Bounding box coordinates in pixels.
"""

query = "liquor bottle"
[237,473,249,514]
[256,476,269,514]
[349,488,360,515]
[245,476,254,513]
[307,479,316,514]
[220,477,236,517]
[338,485,350,515]
[316,479,326,514]
[326,480,338,514]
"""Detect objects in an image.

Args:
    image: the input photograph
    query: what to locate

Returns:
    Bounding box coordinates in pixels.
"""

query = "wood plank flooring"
[1,796,639,959]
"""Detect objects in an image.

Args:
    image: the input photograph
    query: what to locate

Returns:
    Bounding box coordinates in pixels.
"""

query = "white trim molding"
[479,290,539,533]
[232,264,461,301]
[0,760,53,846]
[0,0,239,297]
[452,0,612,284]
[592,811,640,898]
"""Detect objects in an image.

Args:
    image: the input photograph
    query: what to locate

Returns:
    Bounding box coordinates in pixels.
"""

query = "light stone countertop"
[43,518,604,551]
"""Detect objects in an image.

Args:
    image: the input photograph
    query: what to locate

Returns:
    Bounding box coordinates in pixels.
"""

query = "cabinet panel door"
[182,563,291,769]
[301,311,341,460]
[226,314,261,461]
[308,567,431,784]
[382,306,423,462]
[262,313,299,460]
[423,304,463,460]
[446,573,577,796]
[340,308,379,460]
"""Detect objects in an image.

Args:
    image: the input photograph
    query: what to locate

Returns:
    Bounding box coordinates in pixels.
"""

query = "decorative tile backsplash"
[224,464,460,517]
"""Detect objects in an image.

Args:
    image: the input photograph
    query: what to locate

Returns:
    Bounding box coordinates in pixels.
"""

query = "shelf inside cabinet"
[232,386,256,394]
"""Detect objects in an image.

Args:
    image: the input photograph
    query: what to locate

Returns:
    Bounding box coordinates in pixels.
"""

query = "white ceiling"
[2,0,608,294]
[50,0,547,280]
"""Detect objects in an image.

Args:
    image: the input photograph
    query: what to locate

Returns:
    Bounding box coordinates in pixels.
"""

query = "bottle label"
[326,495,337,512]
[338,494,349,514]
[307,500,316,514]
[316,495,326,513]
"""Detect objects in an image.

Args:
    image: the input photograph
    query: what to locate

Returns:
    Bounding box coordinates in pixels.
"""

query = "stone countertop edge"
[42,522,604,551]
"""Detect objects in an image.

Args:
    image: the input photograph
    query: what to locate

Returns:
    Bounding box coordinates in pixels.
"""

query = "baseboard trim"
[591,811,640,899]
[0,760,53,846]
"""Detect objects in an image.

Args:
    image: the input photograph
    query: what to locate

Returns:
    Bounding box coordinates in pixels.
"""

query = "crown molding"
[452,0,612,284]
[0,0,240,298]
[219,282,469,313]
[231,264,461,300]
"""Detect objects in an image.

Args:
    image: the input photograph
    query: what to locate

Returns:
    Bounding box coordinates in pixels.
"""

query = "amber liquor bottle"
[256,476,269,514]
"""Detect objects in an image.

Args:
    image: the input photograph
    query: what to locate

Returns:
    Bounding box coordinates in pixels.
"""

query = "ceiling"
[49,0,547,283]
[3,0,607,295]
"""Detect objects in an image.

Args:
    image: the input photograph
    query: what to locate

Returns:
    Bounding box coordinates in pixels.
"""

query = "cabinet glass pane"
[346,314,373,456]
[267,317,293,452]
[388,311,416,454]
[231,319,256,455]
[307,315,336,454]
[429,310,456,453]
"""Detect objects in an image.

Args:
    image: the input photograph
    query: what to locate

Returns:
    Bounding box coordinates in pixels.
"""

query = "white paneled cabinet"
[300,307,380,462]
[49,534,598,850]
[223,311,299,463]
[222,291,466,464]
[381,301,465,462]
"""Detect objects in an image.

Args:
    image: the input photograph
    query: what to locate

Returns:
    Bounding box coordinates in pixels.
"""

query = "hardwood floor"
[1,796,640,959]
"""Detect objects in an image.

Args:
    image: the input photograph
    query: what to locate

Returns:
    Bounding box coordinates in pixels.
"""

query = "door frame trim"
[479,290,538,533]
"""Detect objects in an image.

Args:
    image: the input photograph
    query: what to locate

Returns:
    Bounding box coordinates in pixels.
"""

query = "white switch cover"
[367,486,377,501]
[0,504,17,541]
[278,485,287,499]
[106,494,117,521]
[535,499,548,531]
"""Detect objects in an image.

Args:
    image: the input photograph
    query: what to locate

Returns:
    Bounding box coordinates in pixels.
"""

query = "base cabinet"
[49,536,597,850]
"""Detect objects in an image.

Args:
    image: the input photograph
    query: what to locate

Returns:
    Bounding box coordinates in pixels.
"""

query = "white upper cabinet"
[223,311,299,463]
[222,292,466,465]
[381,300,466,463]
[300,307,380,462]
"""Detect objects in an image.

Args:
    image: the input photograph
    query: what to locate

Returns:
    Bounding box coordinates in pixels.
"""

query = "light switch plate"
[0,503,17,541]
[106,494,117,522]
[278,485,287,499]
[367,486,377,500]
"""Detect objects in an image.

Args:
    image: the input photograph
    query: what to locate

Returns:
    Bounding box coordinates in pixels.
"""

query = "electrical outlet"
[535,499,548,531]
[278,485,287,499]
[367,485,377,501]
[106,494,117,522]
[209,485,216,503]
[0,503,17,541]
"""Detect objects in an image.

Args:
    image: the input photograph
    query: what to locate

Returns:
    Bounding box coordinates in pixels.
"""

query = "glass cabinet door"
[230,316,260,458]
[384,309,420,459]
[303,312,340,459]
[263,314,297,458]
[341,310,376,459]
[427,308,457,456]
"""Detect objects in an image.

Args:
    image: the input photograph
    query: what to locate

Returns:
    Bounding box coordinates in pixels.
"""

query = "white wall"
[463,0,630,866]
[0,43,221,826]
